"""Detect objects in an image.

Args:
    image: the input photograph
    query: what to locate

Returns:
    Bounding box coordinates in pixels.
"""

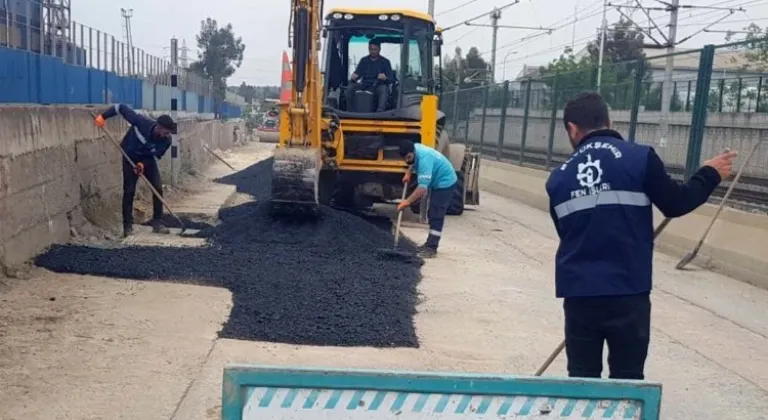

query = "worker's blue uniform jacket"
[546,129,721,299]
[101,104,172,161]
[413,143,457,190]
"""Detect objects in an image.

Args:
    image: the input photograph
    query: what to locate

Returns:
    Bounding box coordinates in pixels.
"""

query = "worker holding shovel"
[544,92,736,380]
[94,104,176,237]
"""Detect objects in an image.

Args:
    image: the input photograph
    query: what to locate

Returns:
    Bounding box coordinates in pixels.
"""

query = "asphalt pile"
[35,158,422,348]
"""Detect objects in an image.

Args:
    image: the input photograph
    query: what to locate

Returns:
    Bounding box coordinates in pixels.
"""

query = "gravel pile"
[35,159,422,348]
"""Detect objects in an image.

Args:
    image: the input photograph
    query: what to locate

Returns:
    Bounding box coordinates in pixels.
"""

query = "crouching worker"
[94,104,176,237]
[397,140,457,259]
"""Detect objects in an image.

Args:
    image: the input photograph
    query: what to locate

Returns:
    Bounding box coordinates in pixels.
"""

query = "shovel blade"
[675,251,696,270]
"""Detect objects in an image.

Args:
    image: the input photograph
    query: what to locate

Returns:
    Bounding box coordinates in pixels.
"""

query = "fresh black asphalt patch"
[35,158,423,348]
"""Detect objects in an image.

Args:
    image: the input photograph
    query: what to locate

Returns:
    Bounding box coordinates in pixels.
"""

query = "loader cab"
[321,9,443,120]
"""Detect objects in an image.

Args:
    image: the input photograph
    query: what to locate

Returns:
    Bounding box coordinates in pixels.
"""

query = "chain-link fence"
[446,39,768,203]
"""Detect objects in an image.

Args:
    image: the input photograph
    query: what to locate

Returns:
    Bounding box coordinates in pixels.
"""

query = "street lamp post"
[501,51,519,82]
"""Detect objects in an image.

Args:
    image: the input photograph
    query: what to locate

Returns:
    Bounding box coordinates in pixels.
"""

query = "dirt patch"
[35,159,424,348]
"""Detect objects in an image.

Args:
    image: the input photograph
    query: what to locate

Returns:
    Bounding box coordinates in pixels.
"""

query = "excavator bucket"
[270,147,321,216]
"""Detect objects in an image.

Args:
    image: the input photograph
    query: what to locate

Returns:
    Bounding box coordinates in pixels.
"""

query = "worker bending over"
[398,140,457,259]
[546,92,736,380]
[94,104,177,238]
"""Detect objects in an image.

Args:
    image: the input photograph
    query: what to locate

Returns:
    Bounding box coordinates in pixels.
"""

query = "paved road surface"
[1,142,766,419]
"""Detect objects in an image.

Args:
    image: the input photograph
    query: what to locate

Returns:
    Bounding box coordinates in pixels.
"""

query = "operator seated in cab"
[346,39,392,113]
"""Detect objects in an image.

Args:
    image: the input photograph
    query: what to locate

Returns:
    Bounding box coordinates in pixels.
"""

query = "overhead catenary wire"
[435,0,482,17]
[441,1,522,32]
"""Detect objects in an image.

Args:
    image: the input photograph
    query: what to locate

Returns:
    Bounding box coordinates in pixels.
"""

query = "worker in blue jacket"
[546,92,736,380]
[95,104,176,238]
[398,140,458,259]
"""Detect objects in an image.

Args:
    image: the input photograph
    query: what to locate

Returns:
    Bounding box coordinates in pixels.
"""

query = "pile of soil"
[35,159,423,348]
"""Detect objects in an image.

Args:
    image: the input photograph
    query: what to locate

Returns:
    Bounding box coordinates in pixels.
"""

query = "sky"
[70,0,768,86]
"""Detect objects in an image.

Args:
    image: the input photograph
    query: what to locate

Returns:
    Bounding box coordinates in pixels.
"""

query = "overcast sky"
[71,0,768,86]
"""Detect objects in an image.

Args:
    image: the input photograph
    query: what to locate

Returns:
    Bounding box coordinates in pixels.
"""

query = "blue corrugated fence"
[0,46,242,117]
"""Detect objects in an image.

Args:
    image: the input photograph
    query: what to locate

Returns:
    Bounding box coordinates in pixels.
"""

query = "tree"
[726,23,768,72]
[538,18,650,109]
[439,47,490,120]
[190,18,246,117]
[236,82,257,104]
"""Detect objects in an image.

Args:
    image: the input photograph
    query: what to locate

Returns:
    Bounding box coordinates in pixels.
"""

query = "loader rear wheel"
[446,170,465,216]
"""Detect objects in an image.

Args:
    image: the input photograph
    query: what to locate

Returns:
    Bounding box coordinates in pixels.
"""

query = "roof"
[327,8,434,24]
[573,45,757,72]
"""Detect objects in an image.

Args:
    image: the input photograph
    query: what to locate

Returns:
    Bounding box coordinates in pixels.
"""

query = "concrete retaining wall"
[466,109,768,178]
[0,105,244,270]
[480,159,768,290]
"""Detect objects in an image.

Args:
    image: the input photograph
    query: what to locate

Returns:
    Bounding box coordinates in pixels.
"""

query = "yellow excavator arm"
[270,0,326,216]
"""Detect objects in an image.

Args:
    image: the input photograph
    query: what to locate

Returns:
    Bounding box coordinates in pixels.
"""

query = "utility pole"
[596,0,608,90]
[490,8,501,83]
[452,47,462,136]
[452,1,551,83]
[658,0,679,149]
[428,0,435,17]
[170,37,180,186]
[609,1,746,147]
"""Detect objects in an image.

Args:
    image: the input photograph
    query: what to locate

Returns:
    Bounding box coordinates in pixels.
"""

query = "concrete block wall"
[479,159,768,290]
[466,109,768,178]
[0,105,244,270]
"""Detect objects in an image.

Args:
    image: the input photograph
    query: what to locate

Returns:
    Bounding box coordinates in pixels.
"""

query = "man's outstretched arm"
[99,104,146,126]
[643,147,733,218]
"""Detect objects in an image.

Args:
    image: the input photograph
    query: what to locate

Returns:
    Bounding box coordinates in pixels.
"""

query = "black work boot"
[151,219,171,234]
[417,244,437,259]
[123,224,134,238]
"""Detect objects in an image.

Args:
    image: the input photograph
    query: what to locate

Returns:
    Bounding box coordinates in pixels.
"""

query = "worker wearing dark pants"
[121,157,164,235]
[398,140,457,259]
[546,92,736,379]
[345,82,389,113]
[95,103,176,237]
[348,39,392,113]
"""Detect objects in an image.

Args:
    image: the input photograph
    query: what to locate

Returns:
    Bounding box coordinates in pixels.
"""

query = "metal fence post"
[479,84,489,156]
[684,45,715,180]
[628,59,645,143]
[463,94,472,144]
[451,89,460,137]
[546,76,559,170]
[519,79,533,165]
[497,81,510,161]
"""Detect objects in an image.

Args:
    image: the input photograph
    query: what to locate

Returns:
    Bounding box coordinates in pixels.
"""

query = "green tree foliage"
[726,23,768,71]
[439,46,490,119]
[190,18,246,116]
[717,24,768,113]
[233,83,280,104]
[538,19,653,109]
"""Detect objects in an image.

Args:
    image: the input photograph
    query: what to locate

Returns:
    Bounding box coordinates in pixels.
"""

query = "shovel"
[676,142,761,269]
[377,183,420,263]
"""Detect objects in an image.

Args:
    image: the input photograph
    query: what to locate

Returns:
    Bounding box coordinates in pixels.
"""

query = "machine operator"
[94,104,177,238]
[398,140,458,259]
[546,91,736,380]
[346,39,392,113]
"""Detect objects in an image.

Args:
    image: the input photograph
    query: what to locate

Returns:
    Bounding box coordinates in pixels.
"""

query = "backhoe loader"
[271,2,481,217]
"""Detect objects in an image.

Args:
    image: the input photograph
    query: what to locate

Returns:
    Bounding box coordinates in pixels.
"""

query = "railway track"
[457,138,768,211]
